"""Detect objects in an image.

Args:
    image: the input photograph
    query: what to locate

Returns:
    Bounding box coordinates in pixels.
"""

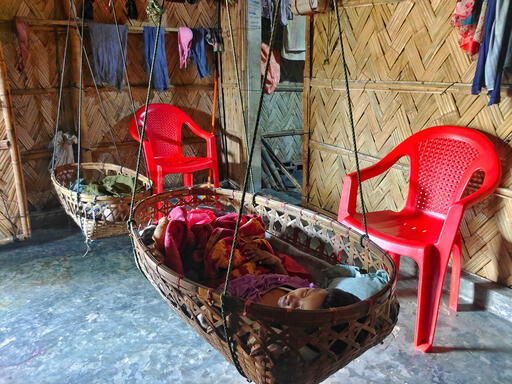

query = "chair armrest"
[184,121,216,158]
[185,120,212,140]
[338,149,405,220]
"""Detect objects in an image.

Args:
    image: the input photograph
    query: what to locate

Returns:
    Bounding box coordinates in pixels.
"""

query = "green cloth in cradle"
[71,175,144,197]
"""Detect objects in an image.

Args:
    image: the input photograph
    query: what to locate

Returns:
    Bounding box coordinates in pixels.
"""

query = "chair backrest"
[396,126,501,216]
[130,104,194,160]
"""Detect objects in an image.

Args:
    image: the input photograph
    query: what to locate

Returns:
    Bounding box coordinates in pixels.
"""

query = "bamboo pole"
[62,0,92,162]
[0,42,31,240]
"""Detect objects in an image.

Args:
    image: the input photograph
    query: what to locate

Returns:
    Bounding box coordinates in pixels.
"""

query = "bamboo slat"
[0,42,31,243]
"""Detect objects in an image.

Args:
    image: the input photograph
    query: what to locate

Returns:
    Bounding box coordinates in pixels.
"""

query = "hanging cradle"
[50,0,152,241]
[126,1,399,383]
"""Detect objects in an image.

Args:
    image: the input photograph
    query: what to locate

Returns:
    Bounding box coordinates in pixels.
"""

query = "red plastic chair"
[338,126,501,352]
[129,104,220,193]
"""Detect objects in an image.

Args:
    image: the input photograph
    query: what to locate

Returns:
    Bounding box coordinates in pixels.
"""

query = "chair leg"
[390,252,401,276]
[184,173,193,188]
[155,170,164,219]
[414,246,450,352]
[449,235,463,312]
[211,166,220,188]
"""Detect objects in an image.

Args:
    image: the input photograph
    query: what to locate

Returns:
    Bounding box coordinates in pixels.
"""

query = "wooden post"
[62,0,92,162]
[0,42,31,240]
[246,0,262,191]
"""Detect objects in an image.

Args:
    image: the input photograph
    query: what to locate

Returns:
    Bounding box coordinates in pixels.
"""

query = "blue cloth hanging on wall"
[143,26,170,92]
[190,28,211,79]
[88,23,128,90]
[472,0,496,97]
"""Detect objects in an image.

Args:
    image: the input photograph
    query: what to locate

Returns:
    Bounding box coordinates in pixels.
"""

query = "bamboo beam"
[12,16,181,33]
[310,78,512,94]
[0,42,31,239]
[10,84,214,96]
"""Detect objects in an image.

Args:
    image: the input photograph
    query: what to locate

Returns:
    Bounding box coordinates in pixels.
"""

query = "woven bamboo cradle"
[52,162,152,240]
[129,188,399,384]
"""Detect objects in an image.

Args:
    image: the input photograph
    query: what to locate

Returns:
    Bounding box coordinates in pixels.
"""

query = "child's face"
[277,287,328,310]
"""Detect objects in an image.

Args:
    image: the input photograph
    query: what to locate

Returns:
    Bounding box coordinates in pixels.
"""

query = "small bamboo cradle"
[52,162,152,240]
[129,188,399,384]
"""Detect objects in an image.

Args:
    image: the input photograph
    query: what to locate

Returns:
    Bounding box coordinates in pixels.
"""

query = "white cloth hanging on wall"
[49,131,77,168]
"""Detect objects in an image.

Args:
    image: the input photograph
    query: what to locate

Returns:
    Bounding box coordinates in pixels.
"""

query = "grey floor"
[1,227,511,384]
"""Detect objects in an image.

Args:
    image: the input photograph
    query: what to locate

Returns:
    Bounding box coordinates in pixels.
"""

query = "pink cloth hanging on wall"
[261,43,281,94]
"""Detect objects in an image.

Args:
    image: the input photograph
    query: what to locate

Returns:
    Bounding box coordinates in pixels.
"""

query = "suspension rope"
[50,8,72,171]
[332,0,368,237]
[68,7,123,165]
[110,2,139,132]
[216,1,230,183]
[224,0,255,192]
[128,1,166,219]
[219,0,282,379]
[128,0,166,224]
[75,0,87,242]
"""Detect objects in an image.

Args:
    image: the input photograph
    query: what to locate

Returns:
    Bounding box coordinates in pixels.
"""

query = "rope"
[332,0,368,237]
[111,3,139,135]
[127,0,167,274]
[220,0,282,379]
[109,1,149,279]
[50,8,72,171]
[67,11,123,165]
[76,0,86,236]
[224,0,255,192]
[216,1,230,183]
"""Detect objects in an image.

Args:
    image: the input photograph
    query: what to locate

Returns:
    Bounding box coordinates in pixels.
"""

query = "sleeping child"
[146,207,389,310]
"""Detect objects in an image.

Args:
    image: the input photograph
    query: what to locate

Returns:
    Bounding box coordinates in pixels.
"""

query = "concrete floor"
[1,227,511,384]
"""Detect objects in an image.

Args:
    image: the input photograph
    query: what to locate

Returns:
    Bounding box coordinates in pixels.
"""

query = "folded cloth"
[282,15,306,61]
[191,28,211,78]
[266,235,390,300]
[327,266,389,300]
[89,22,128,90]
[70,175,144,197]
[144,26,170,92]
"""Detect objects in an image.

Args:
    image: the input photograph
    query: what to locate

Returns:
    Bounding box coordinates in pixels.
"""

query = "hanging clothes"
[49,131,77,169]
[15,19,30,74]
[83,0,94,20]
[261,43,281,94]
[205,28,224,53]
[472,0,489,55]
[178,27,193,69]
[471,0,496,96]
[282,15,306,61]
[484,0,512,104]
[452,0,486,55]
[190,28,211,78]
[126,0,138,19]
[143,26,170,92]
[262,0,293,26]
[88,23,128,90]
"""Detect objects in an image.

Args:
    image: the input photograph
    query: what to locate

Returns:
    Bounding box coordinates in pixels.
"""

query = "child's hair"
[321,288,361,309]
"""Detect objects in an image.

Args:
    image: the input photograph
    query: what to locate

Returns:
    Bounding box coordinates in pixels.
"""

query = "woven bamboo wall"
[261,89,303,165]
[303,0,512,287]
[0,0,247,214]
